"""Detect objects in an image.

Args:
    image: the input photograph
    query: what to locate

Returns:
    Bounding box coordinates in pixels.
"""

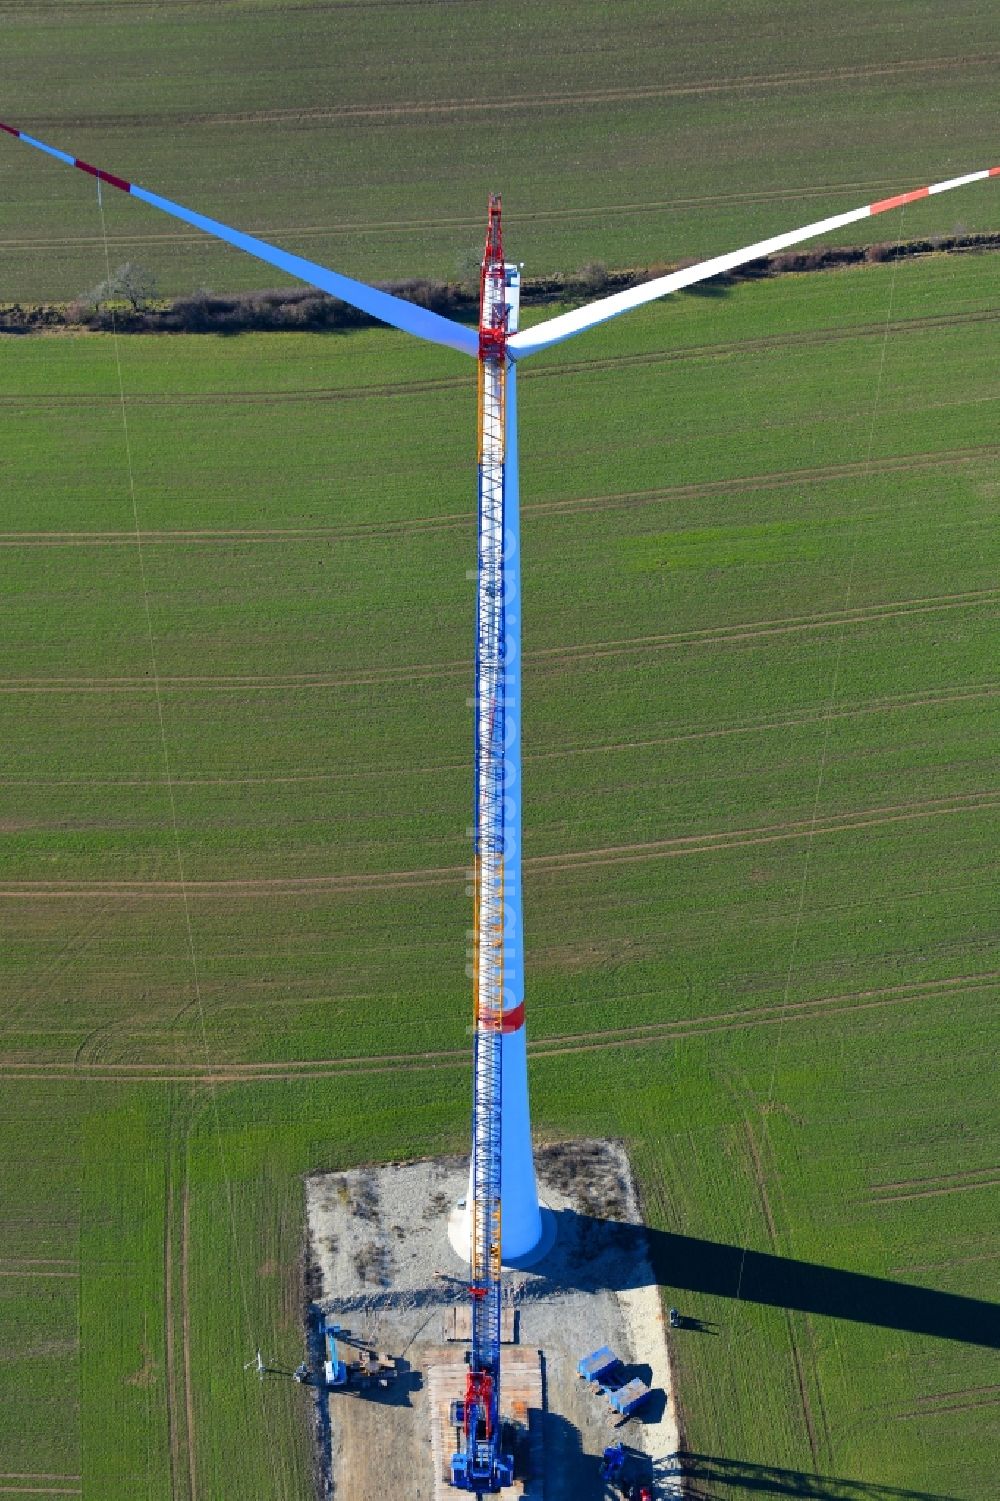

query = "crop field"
[0,233,997,1500]
[2,0,1000,301]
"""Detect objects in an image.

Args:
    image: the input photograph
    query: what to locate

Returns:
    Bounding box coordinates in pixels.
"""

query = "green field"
[2,0,1000,300]
[1,243,997,1499]
[2,2,1000,1494]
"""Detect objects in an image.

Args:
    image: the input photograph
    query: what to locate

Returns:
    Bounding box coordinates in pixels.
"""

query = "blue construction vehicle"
[600,1442,657,1500]
[600,1443,626,1482]
[449,1363,514,1492]
[322,1321,396,1392]
[323,1322,348,1388]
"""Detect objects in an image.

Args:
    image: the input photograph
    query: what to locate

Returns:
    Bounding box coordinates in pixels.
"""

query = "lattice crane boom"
[449,196,515,1496]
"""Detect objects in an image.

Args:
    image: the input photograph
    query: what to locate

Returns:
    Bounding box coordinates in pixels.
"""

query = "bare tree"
[576,259,609,294]
[79,261,158,313]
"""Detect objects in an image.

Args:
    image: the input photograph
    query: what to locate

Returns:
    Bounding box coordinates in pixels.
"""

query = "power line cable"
[91,178,272,1454]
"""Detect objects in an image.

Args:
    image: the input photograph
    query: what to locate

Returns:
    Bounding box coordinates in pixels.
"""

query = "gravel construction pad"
[304,1140,683,1500]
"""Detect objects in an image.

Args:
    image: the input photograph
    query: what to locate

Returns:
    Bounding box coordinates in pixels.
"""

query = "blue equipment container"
[577,1346,620,1384]
[608,1378,652,1418]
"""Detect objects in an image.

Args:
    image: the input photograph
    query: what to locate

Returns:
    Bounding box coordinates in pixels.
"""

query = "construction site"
[302,1140,681,1501]
[5,54,996,1499]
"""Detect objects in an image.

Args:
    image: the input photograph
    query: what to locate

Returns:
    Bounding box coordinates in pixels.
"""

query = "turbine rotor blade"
[508,166,1000,359]
[0,122,479,358]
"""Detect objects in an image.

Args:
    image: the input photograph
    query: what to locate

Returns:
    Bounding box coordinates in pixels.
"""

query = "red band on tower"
[478,1002,526,1035]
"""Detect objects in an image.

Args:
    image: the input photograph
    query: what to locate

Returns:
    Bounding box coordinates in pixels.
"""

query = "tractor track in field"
[543,584,994,670]
[525,588,999,669]
[0,1261,78,1278]
[889,1250,1000,1275]
[912,1383,1000,1404]
[1,969,995,1084]
[163,1138,182,1501]
[163,1100,199,1501]
[2,439,998,552]
[163,1107,200,1501]
[0,787,998,900]
[0,1481,81,1497]
[1,168,986,253]
[2,310,997,435]
[524,682,1000,757]
[896,1385,1000,1419]
[523,311,1000,384]
[870,1164,1000,1204]
[527,789,1000,874]
[5,308,999,408]
[743,1123,821,1466]
[874,1178,1000,1203]
[2,682,996,791]
[0,587,995,697]
[0,375,465,412]
[0,1257,76,1266]
[873,1164,1000,1191]
[181,1177,198,1501]
[760,1120,833,1461]
[0,862,463,896]
[29,53,999,134]
[0,663,469,692]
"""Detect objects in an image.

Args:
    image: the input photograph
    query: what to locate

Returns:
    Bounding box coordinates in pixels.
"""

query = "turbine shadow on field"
[530,1211,1000,1350]
[674,1450,959,1500]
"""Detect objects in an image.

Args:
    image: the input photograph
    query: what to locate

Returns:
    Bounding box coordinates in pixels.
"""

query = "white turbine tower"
[4,113,997,1348]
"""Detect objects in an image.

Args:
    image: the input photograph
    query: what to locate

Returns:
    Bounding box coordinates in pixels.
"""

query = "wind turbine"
[3,119,997,1491]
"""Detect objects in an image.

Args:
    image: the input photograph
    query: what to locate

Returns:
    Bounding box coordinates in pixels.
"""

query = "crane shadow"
[304,1302,334,1496]
[527,1210,1000,1350]
[673,1451,959,1500]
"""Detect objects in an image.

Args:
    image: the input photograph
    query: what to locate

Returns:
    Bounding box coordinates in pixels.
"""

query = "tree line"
[1,234,997,335]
